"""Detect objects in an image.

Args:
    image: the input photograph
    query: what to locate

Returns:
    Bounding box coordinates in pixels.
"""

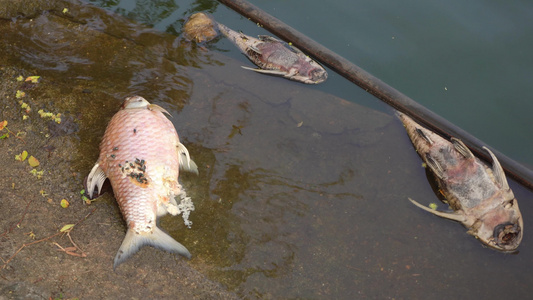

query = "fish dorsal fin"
[483,146,510,190]
[86,163,107,199]
[177,143,199,175]
[451,138,474,159]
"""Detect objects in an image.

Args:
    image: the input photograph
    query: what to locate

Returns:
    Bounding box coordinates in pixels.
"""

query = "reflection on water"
[2,1,533,299]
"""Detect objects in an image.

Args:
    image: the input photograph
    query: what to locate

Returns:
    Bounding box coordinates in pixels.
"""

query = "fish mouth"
[309,69,327,83]
[493,222,521,249]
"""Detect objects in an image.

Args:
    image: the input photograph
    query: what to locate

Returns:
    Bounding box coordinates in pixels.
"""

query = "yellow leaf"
[0,120,7,130]
[25,76,40,83]
[62,8,69,14]
[28,155,40,167]
[15,151,28,161]
[16,90,25,99]
[60,224,75,232]
[16,75,24,82]
[60,199,70,208]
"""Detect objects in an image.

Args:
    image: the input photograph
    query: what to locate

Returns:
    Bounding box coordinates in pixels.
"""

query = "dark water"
[39,0,533,298]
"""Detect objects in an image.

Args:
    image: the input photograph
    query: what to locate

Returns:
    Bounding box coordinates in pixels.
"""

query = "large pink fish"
[86,96,198,269]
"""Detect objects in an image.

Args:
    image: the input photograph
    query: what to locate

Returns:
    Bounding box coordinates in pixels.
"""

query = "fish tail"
[113,227,191,270]
[216,23,231,37]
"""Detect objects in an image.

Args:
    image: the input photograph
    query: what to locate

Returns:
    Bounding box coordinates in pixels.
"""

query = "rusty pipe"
[217,0,533,191]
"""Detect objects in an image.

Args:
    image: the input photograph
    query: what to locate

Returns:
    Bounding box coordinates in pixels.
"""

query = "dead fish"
[398,112,523,252]
[182,12,219,43]
[86,95,199,269]
[217,23,327,84]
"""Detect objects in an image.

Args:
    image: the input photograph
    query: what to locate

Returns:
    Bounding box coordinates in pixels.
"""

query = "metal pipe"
[218,0,533,191]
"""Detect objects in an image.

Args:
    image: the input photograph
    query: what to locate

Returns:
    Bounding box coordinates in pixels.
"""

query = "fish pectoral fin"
[241,66,287,76]
[408,198,467,223]
[483,146,511,191]
[451,138,474,159]
[86,163,107,199]
[113,227,191,270]
[148,104,172,117]
[424,154,445,180]
[177,143,199,175]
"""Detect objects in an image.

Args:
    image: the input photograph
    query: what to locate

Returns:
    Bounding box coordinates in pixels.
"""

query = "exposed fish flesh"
[86,96,199,269]
[398,112,523,252]
[217,23,327,84]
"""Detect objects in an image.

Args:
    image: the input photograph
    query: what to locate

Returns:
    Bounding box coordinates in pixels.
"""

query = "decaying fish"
[182,12,218,43]
[398,112,523,252]
[217,23,327,84]
[86,96,199,269]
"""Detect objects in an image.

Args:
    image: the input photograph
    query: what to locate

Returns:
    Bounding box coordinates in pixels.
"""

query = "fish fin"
[177,143,199,175]
[258,35,281,43]
[483,146,510,191]
[408,198,467,223]
[113,227,191,270]
[424,154,445,180]
[246,45,262,55]
[241,66,287,76]
[216,23,231,36]
[451,138,474,159]
[86,163,107,199]
[415,128,433,145]
[148,104,172,117]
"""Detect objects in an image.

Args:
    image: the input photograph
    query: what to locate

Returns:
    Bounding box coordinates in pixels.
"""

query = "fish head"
[468,194,523,252]
[294,59,328,84]
[122,95,150,109]
[307,65,328,84]
[121,96,171,116]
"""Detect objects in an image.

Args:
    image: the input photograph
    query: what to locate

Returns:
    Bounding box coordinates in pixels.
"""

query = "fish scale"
[86,96,198,269]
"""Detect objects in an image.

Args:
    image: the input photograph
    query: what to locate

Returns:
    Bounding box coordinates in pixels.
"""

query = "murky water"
[2,0,532,299]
